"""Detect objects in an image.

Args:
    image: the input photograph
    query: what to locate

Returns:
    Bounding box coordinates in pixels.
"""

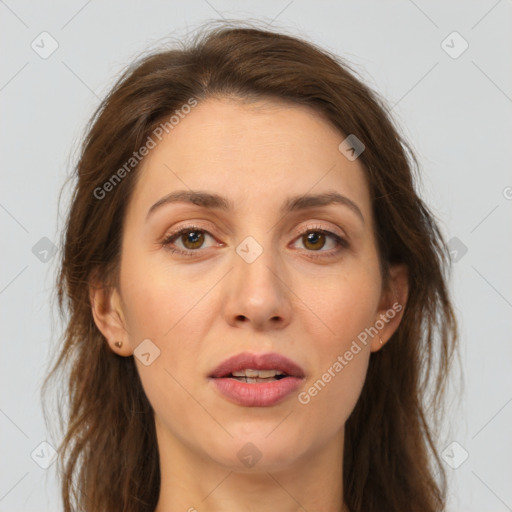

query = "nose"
[222,240,293,331]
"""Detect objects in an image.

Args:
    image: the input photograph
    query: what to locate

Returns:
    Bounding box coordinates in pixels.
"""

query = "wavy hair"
[42,21,460,512]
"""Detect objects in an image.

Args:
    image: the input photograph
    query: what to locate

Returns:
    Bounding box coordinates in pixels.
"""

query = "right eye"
[161,226,219,255]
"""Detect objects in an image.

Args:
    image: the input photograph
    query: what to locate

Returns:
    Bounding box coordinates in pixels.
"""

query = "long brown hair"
[42,20,460,512]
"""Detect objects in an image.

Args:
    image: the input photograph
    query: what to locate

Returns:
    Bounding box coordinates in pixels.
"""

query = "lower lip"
[210,377,303,407]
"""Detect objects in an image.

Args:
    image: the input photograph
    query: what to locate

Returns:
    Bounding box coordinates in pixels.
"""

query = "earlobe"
[370,263,409,352]
[89,277,132,356]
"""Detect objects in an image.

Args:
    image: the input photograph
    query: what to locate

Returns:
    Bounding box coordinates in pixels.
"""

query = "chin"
[203,432,305,473]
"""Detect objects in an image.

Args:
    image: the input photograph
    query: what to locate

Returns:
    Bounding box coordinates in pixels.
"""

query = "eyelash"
[161,224,349,259]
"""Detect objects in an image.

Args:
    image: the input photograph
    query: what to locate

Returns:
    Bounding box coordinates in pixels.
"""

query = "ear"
[89,274,133,356]
[370,263,409,353]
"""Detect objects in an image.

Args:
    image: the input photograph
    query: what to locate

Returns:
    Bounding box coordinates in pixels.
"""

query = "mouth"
[209,351,306,380]
[208,352,305,407]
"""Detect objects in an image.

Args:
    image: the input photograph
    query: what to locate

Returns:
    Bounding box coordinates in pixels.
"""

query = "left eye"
[161,225,347,256]
[293,229,344,252]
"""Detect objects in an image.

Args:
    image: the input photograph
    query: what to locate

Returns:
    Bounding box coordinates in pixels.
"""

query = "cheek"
[119,257,209,429]
[296,296,373,439]
[119,248,211,342]
[294,263,381,347]
[292,264,379,410]
[118,251,222,398]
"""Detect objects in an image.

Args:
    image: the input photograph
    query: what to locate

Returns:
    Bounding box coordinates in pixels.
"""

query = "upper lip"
[209,351,305,378]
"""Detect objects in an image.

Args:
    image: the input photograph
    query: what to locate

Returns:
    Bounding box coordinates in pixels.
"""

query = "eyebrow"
[146,190,365,224]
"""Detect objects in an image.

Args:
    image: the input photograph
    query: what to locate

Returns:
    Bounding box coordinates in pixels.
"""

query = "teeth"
[231,369,286,378]
[243,377,277,383]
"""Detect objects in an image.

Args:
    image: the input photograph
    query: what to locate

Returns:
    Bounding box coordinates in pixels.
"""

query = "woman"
[42,22,459,512]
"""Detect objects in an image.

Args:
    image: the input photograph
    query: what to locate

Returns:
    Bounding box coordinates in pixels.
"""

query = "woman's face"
[93,96,407,473]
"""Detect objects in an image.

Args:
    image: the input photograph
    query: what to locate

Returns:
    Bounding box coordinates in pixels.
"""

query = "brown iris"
[302,231,326,250]
[181,230,205,250]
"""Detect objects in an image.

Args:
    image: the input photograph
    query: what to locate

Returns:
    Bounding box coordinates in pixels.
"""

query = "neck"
[153,417,349,512]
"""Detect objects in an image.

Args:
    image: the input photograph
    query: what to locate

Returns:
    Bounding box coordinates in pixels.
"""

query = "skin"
[90,96,408,512]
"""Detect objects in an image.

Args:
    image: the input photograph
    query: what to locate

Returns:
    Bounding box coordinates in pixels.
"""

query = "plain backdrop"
[1,1,511,511]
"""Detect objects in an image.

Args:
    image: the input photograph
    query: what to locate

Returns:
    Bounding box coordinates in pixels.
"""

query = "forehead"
[129,96,372,222]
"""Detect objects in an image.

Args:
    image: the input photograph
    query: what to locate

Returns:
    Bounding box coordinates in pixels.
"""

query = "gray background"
[1,1,511,511]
